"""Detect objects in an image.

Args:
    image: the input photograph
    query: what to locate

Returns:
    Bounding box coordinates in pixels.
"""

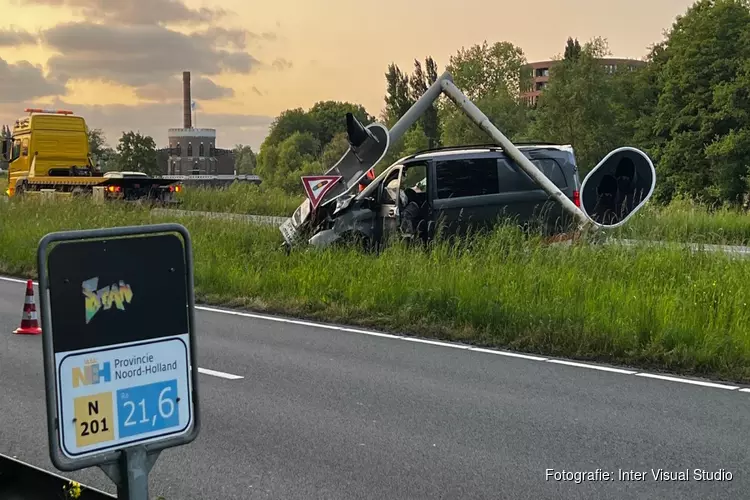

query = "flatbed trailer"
[2,108,180,204]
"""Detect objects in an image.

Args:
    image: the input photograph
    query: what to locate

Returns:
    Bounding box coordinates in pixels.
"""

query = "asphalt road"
[0,276,748,499]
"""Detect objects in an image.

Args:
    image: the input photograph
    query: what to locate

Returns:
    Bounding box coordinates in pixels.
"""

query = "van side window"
[435,158,499,199]
[532,159,567,188]
[500,158,567,190]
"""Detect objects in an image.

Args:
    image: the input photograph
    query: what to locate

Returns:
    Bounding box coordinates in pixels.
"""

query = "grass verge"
[175,183,750,246]
[0,197,749,383]
[176,182,301,216]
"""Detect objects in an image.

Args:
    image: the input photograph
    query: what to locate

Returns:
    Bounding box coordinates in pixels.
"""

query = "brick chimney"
[183,71,192,129]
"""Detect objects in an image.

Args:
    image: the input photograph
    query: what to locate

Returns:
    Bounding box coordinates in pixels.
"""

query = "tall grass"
[176,183,300,216]
[176,184,750,246]
[613,197,750,246]
[0,196,748,382]
[8,177,750,245]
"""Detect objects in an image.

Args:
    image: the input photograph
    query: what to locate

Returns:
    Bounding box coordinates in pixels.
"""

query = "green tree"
[609,42,667,153]
[86,127,117,171]
[446,40,529,100]
[254,101,376,192]
[255,131,322,194]
[527,37,629,174]
[382,63,414,127]
[649,0,750,205]
[307,101,374,145]
[320,131,350,168]
[233,144,256,174]
[262,108,319,149]
[439,40,531,146]
[705,58,750,203]
[86,128,106,161]
[563,37,581,61]
[409,57,441,149]
[115,131,159,176]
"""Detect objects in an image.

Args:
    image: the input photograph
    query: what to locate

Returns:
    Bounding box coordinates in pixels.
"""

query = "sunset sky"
[0,0,697,151]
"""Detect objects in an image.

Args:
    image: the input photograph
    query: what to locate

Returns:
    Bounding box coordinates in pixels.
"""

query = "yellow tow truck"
[2,108,181,203]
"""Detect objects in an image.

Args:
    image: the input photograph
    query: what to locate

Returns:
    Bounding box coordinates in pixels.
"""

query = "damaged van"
[302,143,584,250]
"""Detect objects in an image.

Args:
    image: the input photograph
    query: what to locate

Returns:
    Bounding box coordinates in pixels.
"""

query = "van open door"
[376,166,403,244]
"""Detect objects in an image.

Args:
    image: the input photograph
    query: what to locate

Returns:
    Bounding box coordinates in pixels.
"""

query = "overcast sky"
[0,0,696,151]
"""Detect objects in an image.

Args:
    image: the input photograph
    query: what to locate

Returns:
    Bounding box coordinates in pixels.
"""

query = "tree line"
[256,0,750,208]
[86,129,257,176]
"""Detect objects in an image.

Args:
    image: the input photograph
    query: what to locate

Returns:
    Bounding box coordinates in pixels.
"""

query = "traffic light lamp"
[579,147,656,228]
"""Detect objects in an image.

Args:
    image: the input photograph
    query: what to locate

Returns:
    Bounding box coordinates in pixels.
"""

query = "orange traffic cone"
[14,280,42,335]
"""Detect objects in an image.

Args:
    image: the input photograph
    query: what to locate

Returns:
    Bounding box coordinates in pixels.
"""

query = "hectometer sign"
[37,224,200,471]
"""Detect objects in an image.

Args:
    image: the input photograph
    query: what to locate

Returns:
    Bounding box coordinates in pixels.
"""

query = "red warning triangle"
[301,175,342,210]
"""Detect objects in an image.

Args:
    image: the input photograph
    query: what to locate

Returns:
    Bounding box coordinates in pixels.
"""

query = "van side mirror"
[579,147,656,228]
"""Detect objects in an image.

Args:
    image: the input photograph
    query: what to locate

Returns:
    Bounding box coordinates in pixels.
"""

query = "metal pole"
[439,78,592,229]
[387,71,450,146]
[119,447,150,500]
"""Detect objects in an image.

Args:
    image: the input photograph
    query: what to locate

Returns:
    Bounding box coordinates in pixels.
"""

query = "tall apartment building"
[521,58,646,106]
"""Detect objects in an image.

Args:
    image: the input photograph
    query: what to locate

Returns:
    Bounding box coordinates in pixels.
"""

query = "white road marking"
[1,277,29,284]
[468,347,548,361]
[0,276,244,381]
[635,373,739,390]
[402,337,471,349]
[545,359,637,374]
[1,275,748,393]
[198,367,244,380]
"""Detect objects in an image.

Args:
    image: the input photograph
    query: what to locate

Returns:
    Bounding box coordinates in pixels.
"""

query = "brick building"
[521,58,646,106]
[158,71,235,175]
[164,127,234,175]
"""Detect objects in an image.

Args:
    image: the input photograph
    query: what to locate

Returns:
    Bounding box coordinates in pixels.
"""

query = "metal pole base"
[99,447,160,500]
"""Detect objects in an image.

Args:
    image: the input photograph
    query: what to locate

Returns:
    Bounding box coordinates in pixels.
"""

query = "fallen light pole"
[283,71,657,247]
[384,71,656,233]
[438,76,592,229]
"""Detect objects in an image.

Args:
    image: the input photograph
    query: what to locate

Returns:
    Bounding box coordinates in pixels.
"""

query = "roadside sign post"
[36,223,201,500]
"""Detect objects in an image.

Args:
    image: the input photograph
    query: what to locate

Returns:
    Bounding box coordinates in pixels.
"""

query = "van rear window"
[435,157,499,199]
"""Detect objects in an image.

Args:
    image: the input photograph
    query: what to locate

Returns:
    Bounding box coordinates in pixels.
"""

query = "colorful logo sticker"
[82,277,134,324]
[72,358,112,388]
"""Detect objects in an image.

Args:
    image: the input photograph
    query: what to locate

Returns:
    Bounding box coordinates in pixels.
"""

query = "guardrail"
[151,208,289,226]
[160,174,261,181]
[0,453,115,499]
